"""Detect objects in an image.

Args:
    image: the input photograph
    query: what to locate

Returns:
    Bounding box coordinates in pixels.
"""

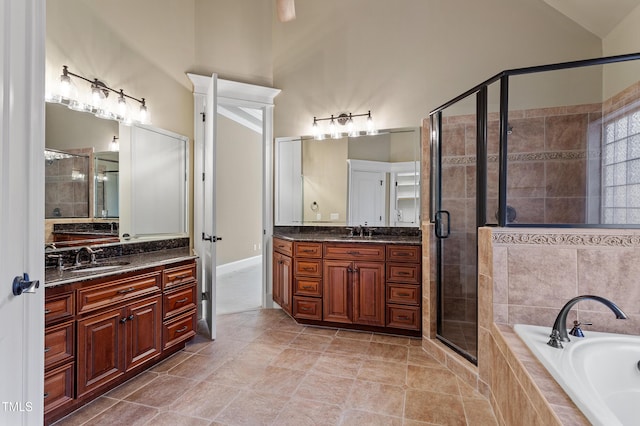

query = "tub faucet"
[547,295,627,348]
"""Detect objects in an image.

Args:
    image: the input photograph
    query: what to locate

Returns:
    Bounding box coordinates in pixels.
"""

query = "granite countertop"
[273,232,421,245]
[45,247,198,288]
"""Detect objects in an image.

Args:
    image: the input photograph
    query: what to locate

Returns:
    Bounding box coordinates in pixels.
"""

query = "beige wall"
[302,138,348,223]
[46,0,195,139]
[215,115,262,265]
[272,0,602,137]
[602,3,640,98]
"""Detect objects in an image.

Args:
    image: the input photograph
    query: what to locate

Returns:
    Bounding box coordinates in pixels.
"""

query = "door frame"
[0,0,46,423]
[188,74,280,335]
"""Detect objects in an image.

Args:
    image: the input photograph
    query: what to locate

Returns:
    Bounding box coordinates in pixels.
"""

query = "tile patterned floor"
[216,262,262,315]
[54,309,498,425]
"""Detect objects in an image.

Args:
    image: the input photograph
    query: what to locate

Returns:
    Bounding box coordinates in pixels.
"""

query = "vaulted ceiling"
[543,0,640,38]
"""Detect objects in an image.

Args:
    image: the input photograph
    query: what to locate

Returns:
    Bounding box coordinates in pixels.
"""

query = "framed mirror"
[45,101,189,245]
[275,127,421,227]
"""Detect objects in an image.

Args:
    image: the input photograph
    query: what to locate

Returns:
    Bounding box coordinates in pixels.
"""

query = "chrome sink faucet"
[75,246,101,266]
[547,295,627,348]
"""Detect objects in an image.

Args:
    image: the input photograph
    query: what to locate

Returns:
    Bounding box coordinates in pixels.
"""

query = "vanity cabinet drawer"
[294,242,323,258]
[293,296,322,320]
[45,321,75,369]
[294,278,322,297]
[77,272,161,314]
[45,292,74,325]
[163,263,196,291]
[324,244,385,261]
[386,245,420,263]
[386,305,420,330]
[164,283,196,320]
[386,284,420,306]
[386,263,421,284]
[294,259,322,277]
[44,362,74,414]
[273,237,293,256]
[163,311,196,350]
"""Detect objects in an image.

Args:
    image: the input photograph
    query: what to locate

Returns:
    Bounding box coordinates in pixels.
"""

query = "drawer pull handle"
[117,287,136,294]
[396,252,410,256]
[300,307,311,311]
[302,285,314,290]
[176,297,189,303]
[302,267,315,271]
[120,314,134,323]
[398,272,411,276]
[302,249,315,253]
[397,292,411,297]
[398,315,410,320]
[44,309,51,314]
[44,347,51,353]
[347,251,361,255]
[43,393,49,399]
[175,326,188,333]
[174,273,190,280]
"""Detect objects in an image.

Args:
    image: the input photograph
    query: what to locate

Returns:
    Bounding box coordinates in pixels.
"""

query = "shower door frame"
[430,87,487,364]
[429,51,640,364]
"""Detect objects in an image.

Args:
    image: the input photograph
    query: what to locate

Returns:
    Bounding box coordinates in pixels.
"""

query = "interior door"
[191,74,218,340]
[0,0,46,422]
[349,170,386,226]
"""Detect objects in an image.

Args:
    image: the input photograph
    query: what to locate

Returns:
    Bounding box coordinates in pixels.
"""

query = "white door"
[191,74,218,340]
[0,0,45,423]
[349,170,386,226]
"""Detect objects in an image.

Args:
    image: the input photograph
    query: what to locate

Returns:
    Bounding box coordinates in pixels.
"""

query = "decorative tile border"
[492,231,640,247]
[441,150,596,165]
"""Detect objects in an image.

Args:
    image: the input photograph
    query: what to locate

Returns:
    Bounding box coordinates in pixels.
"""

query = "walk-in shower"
[429,52,640,363]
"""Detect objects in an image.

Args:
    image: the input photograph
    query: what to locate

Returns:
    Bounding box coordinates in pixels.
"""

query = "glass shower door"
[431,92,480,363]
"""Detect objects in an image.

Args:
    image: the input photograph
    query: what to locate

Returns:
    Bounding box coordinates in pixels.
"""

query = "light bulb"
[312,119,320,139]
[347,116,359,137]
[91,85,103,108]
[59,75,71,99]
[366,113,377,135]
[139,101,149,124]
[117,91,128,118]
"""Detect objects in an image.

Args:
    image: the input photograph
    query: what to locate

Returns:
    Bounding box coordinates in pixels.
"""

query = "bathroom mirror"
[45,148,90,218]
[94,151,119,219]
[45,101,189,243]
[275,127,421,227]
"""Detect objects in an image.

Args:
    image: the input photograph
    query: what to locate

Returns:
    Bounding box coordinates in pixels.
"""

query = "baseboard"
[216,255,262,276]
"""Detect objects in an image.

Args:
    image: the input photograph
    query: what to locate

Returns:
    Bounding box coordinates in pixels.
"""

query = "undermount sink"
[68,260,130,273]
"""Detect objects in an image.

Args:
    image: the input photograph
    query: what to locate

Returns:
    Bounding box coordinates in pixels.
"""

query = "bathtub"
[514,324,640,426]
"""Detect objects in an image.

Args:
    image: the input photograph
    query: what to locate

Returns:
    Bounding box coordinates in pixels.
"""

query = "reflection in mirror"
[94,151,119,218]
[45,148,90,218]
[45,101,189,246]
[275,127,421,227]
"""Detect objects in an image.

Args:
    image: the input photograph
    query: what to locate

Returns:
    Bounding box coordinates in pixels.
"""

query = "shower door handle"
[434,210,450,239]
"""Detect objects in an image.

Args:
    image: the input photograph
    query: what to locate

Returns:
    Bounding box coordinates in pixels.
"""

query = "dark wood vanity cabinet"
[44,258,197,425]
[273,238,293,315]
[44,289,75,416]
[273,238,420,335]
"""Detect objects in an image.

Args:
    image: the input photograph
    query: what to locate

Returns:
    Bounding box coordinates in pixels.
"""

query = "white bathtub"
[514,324,640,426]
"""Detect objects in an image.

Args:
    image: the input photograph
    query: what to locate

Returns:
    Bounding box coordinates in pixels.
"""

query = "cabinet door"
[273,251,292,314]
[322,260,352,324]
[77,309,124,397]
[126,296,162,371]
[353,262,385,326]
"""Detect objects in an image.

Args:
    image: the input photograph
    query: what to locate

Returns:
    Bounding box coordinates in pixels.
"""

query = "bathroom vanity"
[43,241,197,425]
[273,229,422,336]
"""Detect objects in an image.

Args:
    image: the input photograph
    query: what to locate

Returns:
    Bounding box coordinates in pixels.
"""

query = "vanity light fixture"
[52,65,150,125]
[109,136,119,152]
[311,111,377,140]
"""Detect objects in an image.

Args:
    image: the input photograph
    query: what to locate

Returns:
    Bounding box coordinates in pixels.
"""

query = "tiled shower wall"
[44,154,90,218]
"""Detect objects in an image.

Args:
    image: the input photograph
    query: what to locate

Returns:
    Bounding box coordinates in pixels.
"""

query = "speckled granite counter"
[273,226,421,245]
[45,247,197,287]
